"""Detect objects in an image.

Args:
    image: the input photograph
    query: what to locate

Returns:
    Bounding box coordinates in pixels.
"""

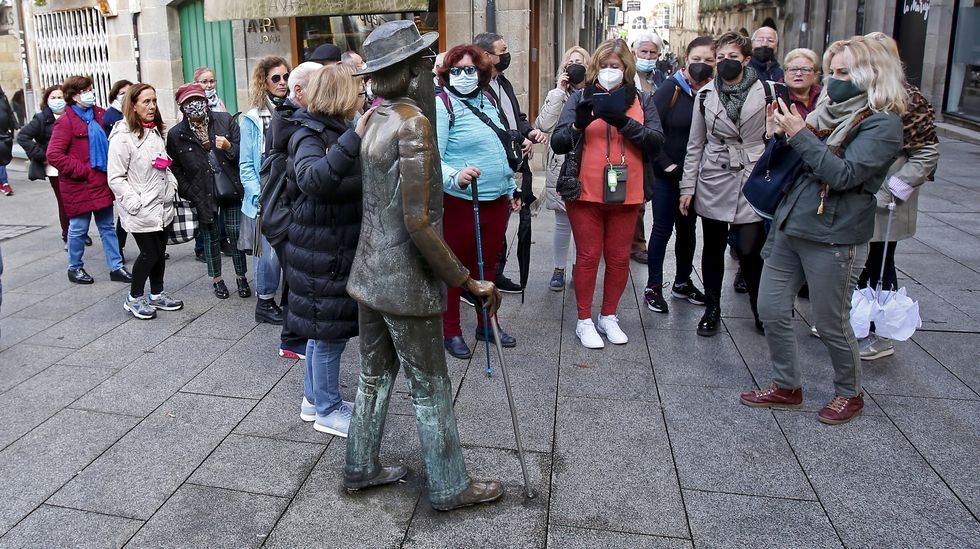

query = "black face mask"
[494,52,511,73]
[566,63,586,85]
[717,59,744,81]
[752,47,775,64]
[687,63,713,84]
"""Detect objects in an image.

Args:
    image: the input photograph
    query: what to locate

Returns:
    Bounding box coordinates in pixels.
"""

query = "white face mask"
[111,98,122,111]
[78,90,97,108]
[449,73,479,96]
[597,68,624,90]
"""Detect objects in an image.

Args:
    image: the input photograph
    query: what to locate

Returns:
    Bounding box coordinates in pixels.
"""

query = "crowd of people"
[2,24,939,430]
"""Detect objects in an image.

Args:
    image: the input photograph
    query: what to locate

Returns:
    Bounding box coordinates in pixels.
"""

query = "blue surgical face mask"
[449,73,479,96]
[636,58,658,73]
[78,90,96,108]
[48,98,66,113]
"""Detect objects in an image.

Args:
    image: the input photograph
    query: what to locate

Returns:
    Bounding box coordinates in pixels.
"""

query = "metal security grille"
[32,8,111,106]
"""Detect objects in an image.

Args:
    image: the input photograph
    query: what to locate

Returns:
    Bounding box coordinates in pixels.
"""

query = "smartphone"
[772,82,791,114]
[592,87,626,115]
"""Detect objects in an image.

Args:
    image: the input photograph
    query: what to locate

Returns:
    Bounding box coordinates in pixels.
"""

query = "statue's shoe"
[431,480,504,511]
[344,465,409,492]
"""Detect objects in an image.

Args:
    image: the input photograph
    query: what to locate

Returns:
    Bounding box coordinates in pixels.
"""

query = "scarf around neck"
[717,65,758,124]
[189,114,211,150]
[805,92,870,149]
[71,104,109,172]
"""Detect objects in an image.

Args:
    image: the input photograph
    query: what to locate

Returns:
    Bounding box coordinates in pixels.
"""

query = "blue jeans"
[253,236,281,300]
[304,339,348,417]
[647,177,697,288]
[68,206,123,272]
[0,165,7,183]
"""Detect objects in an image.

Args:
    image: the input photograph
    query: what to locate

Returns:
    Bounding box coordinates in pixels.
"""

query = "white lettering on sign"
[902,0,930,20]
[269,0,310,11]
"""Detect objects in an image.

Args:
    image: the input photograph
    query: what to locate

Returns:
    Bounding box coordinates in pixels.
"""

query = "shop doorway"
[178,0,237,112]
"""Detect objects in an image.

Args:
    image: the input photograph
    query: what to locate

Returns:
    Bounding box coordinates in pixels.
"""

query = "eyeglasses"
[269,73,289,84]
[196,79,216,85]
[448,65,478,76]
[786,67,816,75]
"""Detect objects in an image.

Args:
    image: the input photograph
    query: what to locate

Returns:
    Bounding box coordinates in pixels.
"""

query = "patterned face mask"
[182,99,208,120]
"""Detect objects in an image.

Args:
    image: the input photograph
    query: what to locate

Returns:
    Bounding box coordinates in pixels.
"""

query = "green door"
[178,0,237,113]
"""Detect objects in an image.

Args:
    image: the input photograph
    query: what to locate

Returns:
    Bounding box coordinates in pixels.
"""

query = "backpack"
[257,147,300,248]
[698,79,785,118]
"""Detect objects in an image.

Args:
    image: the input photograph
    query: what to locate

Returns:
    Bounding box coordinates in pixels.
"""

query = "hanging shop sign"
[203,0,428,21]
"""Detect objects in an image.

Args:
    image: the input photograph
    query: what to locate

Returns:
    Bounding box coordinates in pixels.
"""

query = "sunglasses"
[448,65,478,76]
[269,73,289,84]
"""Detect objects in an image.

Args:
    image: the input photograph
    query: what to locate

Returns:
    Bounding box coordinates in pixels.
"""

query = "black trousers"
[116,218,128,250]
[701,217,766,311]
[858,241,898,291]
[272,241,307,347]
[131,231,167,297]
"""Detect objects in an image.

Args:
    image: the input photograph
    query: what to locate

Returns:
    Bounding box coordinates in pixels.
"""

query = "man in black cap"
[307,43,341,65]
[344,20,504,511]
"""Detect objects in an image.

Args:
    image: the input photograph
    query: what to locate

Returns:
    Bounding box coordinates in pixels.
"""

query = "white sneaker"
[313,403,353,437]
[596,314,629,344]
[300,397,316,422]
[576,319,605,349]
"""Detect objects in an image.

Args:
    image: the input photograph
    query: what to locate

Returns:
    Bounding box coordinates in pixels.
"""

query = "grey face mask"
[182,99,208,120]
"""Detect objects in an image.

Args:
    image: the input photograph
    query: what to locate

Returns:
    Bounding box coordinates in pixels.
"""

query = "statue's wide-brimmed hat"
[355,20,438,76]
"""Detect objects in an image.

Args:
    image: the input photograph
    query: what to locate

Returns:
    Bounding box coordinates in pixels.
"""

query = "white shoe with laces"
[300,397,316,422]
[596,314,629,345]
[575,318,605,349]
[313,401,354,437]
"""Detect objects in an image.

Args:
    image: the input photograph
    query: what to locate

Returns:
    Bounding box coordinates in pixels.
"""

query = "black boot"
[236,276,252,298]
[255,298,284,325]
[750,300,765,334]
[697,291,722,337]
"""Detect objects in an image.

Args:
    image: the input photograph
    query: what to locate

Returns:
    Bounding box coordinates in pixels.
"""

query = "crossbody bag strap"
[461,99,513,148]
[605,123,625,165]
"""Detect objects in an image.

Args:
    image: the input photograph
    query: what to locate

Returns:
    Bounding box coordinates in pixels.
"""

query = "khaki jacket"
[534,87,570,211]
[107,124,177,233]
[680,79,767,224]
[872,143,940,242]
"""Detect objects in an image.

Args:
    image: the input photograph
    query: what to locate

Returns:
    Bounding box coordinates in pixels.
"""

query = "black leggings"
[701,217,766,311]
[131,231,168,297]
[858,241,897,291]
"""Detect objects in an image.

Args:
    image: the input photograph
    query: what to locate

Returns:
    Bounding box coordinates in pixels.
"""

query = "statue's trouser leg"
[345,305,400,483]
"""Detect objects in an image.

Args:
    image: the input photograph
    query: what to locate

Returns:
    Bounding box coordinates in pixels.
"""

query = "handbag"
[743,138,804,220]
[166,195,198,245]
[556,133,583,201]
[460,100,525,172]
[209,149,241,206]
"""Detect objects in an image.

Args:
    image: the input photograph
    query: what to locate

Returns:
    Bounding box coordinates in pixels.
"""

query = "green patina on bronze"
[203,0,428,21]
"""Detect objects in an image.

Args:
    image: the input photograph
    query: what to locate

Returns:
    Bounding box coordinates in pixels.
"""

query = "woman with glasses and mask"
[47,75,131,285]
[643,36,715,315]
[240,56,291,326]
[552,39,665,349]
[679,31,769,337]
[782,49,822,118]
[435,43,520,360]
[534,45,591,292]
[194,66,227,113]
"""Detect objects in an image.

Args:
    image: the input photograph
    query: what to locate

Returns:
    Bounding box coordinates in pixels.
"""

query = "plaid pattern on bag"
[166,198,199,245]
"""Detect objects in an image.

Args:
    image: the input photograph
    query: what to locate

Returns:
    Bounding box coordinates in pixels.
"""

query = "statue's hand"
[464,278,501,317]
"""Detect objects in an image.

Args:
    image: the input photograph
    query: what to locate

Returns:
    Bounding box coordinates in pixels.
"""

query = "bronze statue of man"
[345,20,504,511]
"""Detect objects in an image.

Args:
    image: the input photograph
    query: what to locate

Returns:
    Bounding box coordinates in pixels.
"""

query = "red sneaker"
[818,393,864,425]
[1,183,12,196]
[740,384,803,409]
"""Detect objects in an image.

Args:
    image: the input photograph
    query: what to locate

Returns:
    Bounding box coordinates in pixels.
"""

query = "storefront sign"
[895,0,930,87]
[247,18,282,43]
[204,0,429,21]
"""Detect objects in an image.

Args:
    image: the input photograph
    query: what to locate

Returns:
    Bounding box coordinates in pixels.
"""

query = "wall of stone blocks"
[0,35,23,100]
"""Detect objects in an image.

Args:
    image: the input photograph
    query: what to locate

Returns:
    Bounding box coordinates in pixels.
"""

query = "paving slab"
[23,294,127,350]
[47,392,254,520]
[188,434,325,498]
[0,364,115,451]
[683,490,842,548]
[875,395,980,517]
[550,396,688,539]
[660,385,814,500]
[776,411,980,547]
[234,365,338,445]
[125,484,288,549]
[0,408,139,533]
[176,294,260,341]
[643,328,755,389]
[912,331,980,394]
[546,526,692,548]
[181,324,292,399]
[0,505,142,549]
[0,343,73,393]
[0,316,56,352]
[70,336,236,417]
[403,447,550,548]
[859,336,978,400]
[558,357,659,402]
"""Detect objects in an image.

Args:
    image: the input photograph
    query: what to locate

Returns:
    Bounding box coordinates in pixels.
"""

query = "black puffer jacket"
[284,109,362,341]
[166,112,241,225]
[16,107,56,180]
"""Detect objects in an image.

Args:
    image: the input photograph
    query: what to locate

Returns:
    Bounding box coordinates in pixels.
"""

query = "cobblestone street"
[0,137,979,547]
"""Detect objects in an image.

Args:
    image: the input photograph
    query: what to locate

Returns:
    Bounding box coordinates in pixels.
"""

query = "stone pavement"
[0,137,978,548]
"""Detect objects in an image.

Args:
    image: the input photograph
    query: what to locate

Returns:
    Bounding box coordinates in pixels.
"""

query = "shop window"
[947,2,980,121]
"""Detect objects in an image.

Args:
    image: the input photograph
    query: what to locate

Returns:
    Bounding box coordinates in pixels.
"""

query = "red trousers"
[566,200,641,320]
[442,193,510,337]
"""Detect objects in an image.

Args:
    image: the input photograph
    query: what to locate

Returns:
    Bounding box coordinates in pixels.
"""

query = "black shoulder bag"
[556,132,583,201]
[460,100,524,172]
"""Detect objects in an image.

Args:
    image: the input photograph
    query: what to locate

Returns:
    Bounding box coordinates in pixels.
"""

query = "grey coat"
[680,79,768,224]
[774,112,904,245]
[107,124,178,234]
[534,87,570,211]
[872,143,940,242]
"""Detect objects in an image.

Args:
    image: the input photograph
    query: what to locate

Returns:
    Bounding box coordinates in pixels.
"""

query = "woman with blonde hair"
[740,37,905,425]
[782,48,822,118]
[534,45,590,291]
[551,38,664,349]
[852,32,940,361]
[240,56,290,325]
[285,63,376,437]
